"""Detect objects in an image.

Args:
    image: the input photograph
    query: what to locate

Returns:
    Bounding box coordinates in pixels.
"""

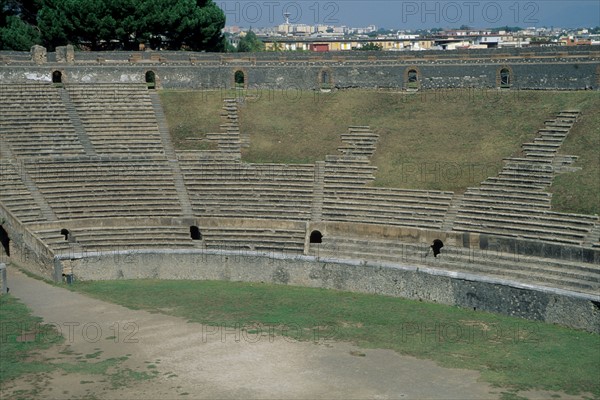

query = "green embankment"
[160,89,599,215]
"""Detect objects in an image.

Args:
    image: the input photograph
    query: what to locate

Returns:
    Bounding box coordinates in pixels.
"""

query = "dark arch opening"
[234,70,245,88]
[430,239,444,257]
[407,69,418,89]
[60,228,70,241]
[190,226,202,241]
[145,71,156,89]
[320,70,331,90]
[500,68,511,88]
[52,70,62,83]
[0,225,10,257]
[309,230,322,244]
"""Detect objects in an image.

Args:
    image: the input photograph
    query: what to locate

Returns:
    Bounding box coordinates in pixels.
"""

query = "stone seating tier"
[453,222,586,246]
[308,235,599,295]
[200,226,305,254]
[35,225,198,254]
[187,184,314,219]
[321,212,446,230]
[65,84,165,156]
[463,191,552,204]
[192,206,312,221]
[324,189,452,205]
[0,85,84,157]
[479,180,547,191]
[461,195,551,209]
[0,161,43,223]
[21,158,184,219]
[500,165,557,178]
[455,207,596,228]
[484,176,551,188]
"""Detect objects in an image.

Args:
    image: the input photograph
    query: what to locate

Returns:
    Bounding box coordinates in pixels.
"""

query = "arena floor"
[4,268,595,399]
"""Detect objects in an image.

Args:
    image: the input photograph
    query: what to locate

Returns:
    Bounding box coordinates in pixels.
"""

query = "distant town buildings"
[223,21,600,52]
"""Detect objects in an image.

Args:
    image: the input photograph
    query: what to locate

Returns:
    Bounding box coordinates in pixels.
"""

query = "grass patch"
[84,350,103,359]
[53,354,156,389]
[109,367,155,389]
[162,88,599,212]
[0,293,154,395]
[550,104,600,215]
[70,279,600,397]
[0,295,63,383]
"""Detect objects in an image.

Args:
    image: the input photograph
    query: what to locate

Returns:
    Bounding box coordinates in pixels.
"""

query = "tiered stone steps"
[179,156,315,221]
[24,157,184,220]
[58,87,96,156]
[206,98,242,155]
[583,224,600,249]
[454,209,597,245]
[308,235,600,296]
[454,110,599,246]
[149,91,194,217]
[0,84,85,157]
[324,155,377,186]
[310,161,325,221]
[66,84,165,155]
[1,84,598,304]
[35,225,198,255]
[322,187,454,230]
[0,160,44,223]
[200,225,306,255]
[337,126,379,158]
[321,124,455,230]
[441,193,464,231]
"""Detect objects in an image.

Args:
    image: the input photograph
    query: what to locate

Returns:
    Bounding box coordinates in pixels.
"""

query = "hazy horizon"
[218,0,600,30]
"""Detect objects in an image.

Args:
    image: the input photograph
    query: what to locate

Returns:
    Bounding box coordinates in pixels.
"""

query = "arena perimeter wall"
[58,248,600,334]
[1,46,599,90]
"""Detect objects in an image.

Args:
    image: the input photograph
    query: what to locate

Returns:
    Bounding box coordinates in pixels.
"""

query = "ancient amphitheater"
[0,46,599,333]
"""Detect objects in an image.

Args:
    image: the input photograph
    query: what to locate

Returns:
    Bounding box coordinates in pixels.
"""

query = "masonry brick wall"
[1,46,598,90]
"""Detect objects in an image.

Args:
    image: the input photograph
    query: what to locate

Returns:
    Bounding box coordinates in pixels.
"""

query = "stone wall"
[1,46,598,90]
[1,62,596,90]
[0,204,56,280]
[64,248,600,333]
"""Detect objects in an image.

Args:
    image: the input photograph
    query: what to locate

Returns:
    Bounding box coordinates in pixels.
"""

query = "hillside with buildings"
[225,23,600,52]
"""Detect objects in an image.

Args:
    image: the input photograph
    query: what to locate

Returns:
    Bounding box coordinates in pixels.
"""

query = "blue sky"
[217,1,600,29]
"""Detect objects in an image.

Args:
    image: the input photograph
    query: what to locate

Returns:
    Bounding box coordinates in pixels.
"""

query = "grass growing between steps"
[161,88,599,213]
[69,279,600,398]
[550,104,600,216]
[159,90,224,151]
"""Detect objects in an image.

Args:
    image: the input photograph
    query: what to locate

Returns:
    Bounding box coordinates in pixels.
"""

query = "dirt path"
[2,268,500,399]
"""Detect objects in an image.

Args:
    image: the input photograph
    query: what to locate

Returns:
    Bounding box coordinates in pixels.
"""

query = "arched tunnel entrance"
[0,225,10,257]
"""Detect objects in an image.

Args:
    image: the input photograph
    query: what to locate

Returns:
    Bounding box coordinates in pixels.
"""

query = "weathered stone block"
[56,45,75,64]
[30,45,47,65]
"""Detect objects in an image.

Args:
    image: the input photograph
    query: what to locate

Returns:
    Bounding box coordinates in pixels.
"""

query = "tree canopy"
[236,30,264,52]
[1,0,226,51]
[356,42,382,51]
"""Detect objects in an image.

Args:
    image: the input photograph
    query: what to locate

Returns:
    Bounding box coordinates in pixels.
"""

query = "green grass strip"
[70,279,600,396]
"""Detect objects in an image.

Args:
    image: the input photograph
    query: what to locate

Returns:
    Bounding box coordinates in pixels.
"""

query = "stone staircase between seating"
[452,110,599,246]
[66,84,165,155]
[0,84,85,158]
